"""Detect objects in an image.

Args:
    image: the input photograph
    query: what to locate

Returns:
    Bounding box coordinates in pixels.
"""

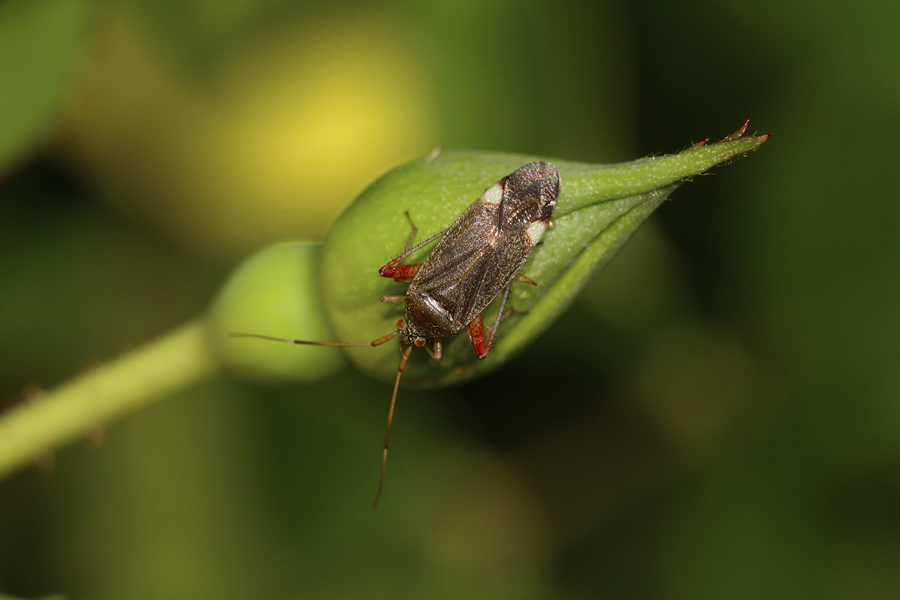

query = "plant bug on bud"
[232,161,561,506]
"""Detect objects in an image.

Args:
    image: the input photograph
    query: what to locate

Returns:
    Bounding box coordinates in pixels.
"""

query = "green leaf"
[319,123,769,386]
[0,0,90,170]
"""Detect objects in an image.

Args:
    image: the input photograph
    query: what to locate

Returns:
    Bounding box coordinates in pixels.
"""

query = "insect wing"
[403,200,495,334]
[498,161,560,231]
[406,161,560,332]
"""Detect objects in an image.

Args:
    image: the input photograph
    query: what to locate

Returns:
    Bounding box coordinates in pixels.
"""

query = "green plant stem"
[0,320,219,479]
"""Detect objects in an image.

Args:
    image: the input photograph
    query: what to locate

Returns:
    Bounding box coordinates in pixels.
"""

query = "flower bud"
[206,242,345,383]
[319,124,769,386]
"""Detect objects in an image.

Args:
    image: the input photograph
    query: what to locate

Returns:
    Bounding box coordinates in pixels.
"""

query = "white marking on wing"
[526,221,547,245]
[480,182,503,205]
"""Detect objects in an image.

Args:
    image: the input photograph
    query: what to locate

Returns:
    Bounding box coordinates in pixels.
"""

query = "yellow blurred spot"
[65,6,435,259]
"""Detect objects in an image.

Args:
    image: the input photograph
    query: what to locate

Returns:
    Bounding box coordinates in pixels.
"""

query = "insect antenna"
[231,326,412,507]
[229,330,400,347]
[374,344,414,508]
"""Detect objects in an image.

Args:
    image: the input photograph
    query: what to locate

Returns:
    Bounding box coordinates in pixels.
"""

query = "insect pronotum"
[233,161,561,506]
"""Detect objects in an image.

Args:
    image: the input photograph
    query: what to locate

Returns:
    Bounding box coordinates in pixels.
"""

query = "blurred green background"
[2,0,898,598]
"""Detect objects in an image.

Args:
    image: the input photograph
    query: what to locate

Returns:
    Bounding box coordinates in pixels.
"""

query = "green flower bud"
[206,242,345,383]
[318,123,769,386]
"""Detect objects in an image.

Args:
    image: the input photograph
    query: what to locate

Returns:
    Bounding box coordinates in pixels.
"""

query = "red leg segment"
[379,262,422,280]
[466,314,490,359]
[378,215,448,280]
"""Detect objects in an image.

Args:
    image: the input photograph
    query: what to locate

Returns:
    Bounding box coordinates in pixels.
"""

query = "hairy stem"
[0,320,218,478]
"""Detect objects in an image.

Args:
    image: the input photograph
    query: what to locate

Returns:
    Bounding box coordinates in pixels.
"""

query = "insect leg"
[484,284,512,356]
[379,262,421,281]
[400,227,447,257]
[378,217,449,277]
[514,273,537,286]
[373,344,415,508]
[464,284,513,360]
[465,314,489,359]
[402,211,417,254]
[499,306,527,322]
[421,337,442,361]
[399,211,447,256]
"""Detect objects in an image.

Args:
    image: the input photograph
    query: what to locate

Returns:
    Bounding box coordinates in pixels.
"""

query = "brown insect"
[234,161,560,505]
